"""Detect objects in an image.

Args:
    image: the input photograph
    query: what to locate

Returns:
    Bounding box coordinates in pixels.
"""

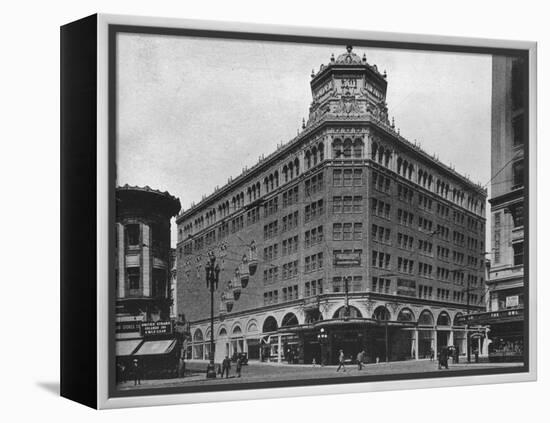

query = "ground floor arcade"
[186,296,488,365]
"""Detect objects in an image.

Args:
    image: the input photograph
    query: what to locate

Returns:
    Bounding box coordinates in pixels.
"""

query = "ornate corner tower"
[307,45,389,126]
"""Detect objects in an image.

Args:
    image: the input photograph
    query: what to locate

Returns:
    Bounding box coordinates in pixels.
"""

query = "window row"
[333,222,363,241]
[333,168,363,186]
[333,195,363,213]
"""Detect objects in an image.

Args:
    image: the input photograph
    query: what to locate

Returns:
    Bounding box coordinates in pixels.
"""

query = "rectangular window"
[343,169,353,186]
[127,267,140,290]
[353,223,363,240]
[353,196,362,213]
[513,242,524,266]
[353,169,363,186]
[126,224,140,246]
[333,196,342,213]
[333,169,343,186]
[512,160,524,189]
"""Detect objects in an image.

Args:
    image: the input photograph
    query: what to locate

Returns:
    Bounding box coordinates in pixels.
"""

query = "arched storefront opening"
[437,311,451,327]
[230,325,244,358]
[436,311,452,352]
[453,313,464,326]
[372,306,391,321]
[193,329,204,360]
[262,316,278,333]
[281,312,299,328]
[397,308,415,322]
[333,305,362,319]
[417,310,435,358]
[418,310,434,326]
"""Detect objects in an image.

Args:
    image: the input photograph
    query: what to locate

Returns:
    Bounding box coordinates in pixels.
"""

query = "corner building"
[462,55,526,362]
[177,47,487,365]
[115,185,182,378]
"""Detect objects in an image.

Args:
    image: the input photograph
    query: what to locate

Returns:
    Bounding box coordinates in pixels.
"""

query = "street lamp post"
[317,327,328,366]
[205,251,220,379]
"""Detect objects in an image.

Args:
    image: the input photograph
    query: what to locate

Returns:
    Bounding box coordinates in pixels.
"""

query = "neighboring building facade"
[462,56,526,362]
[177,47,487,365]
[115,185,182,378]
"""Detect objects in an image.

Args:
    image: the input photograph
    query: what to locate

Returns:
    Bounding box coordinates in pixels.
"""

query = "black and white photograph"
[111,27,529,397]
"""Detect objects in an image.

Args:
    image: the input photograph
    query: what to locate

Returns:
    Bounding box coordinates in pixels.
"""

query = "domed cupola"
[306,46,389,127]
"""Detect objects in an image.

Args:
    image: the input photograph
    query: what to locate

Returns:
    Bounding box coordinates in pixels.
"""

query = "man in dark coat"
[236,356,243,378]
[132,359,142,385]
[438,347,449,370]
[221,356,231,378]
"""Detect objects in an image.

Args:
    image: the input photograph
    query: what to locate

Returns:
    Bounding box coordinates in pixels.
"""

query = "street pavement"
[118,359,523,391]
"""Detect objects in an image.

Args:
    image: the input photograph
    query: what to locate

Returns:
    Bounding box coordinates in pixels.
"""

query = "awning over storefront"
[133,339,177,356]
[116,339,142,357]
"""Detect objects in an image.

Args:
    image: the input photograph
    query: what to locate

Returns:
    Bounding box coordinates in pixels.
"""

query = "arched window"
[283,165,288,183]
[311,146,318,165]
[288,162,294,179]
[418,310,434,326]
[262,316,278,333]
[437,311,451,326]
[397,308,415,322]
[264,177,269,193]
[318,142,324,161]
[371,142,378,160]
[274,171,279,187]
[408,164,414,180]
[397,157,402,174]
[372,306,391,321]
[453,313,463,326]
[294,158,300,175]
[385,150,391,167]
[193,328,204,342]
[281,312,299,327]
[378,146,385,164]
[353,138,364,158]
[333,305,362,319]
[343,139,352,158]
[305,150,311,169]
[332,139,343,158]
[269,174,274,191]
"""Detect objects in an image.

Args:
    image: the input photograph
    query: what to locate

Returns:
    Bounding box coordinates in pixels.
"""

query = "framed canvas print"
[60,14,537,409]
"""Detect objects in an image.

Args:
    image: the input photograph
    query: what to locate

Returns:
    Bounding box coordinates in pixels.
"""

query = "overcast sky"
[116,33,493,247]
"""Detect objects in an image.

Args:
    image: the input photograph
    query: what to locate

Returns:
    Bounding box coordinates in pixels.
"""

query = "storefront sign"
[334,251,361,267]
[506,295,519,308]
[141,321,172,336]
[116,320,141,333]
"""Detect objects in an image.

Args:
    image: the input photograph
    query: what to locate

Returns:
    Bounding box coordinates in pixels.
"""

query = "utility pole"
[205,251,220,379]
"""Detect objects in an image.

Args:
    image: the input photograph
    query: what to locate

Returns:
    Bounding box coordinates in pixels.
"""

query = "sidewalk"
[117,358,523,391]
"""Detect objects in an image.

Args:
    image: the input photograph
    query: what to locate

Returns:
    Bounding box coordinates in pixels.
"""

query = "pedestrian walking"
[236,356,243,378]
[454,345,459,364]
[336,349,346,372]
[132,359,142,385]
[312,357,317,368]
[438,347,449,370]
[356,350,365,370]
[429,347,435,361]
[177,355,186,378]
[221,356,231,378]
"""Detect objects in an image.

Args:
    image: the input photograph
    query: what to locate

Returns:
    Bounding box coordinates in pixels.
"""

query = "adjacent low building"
[176,46,488,365]
[114,185,182,379]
